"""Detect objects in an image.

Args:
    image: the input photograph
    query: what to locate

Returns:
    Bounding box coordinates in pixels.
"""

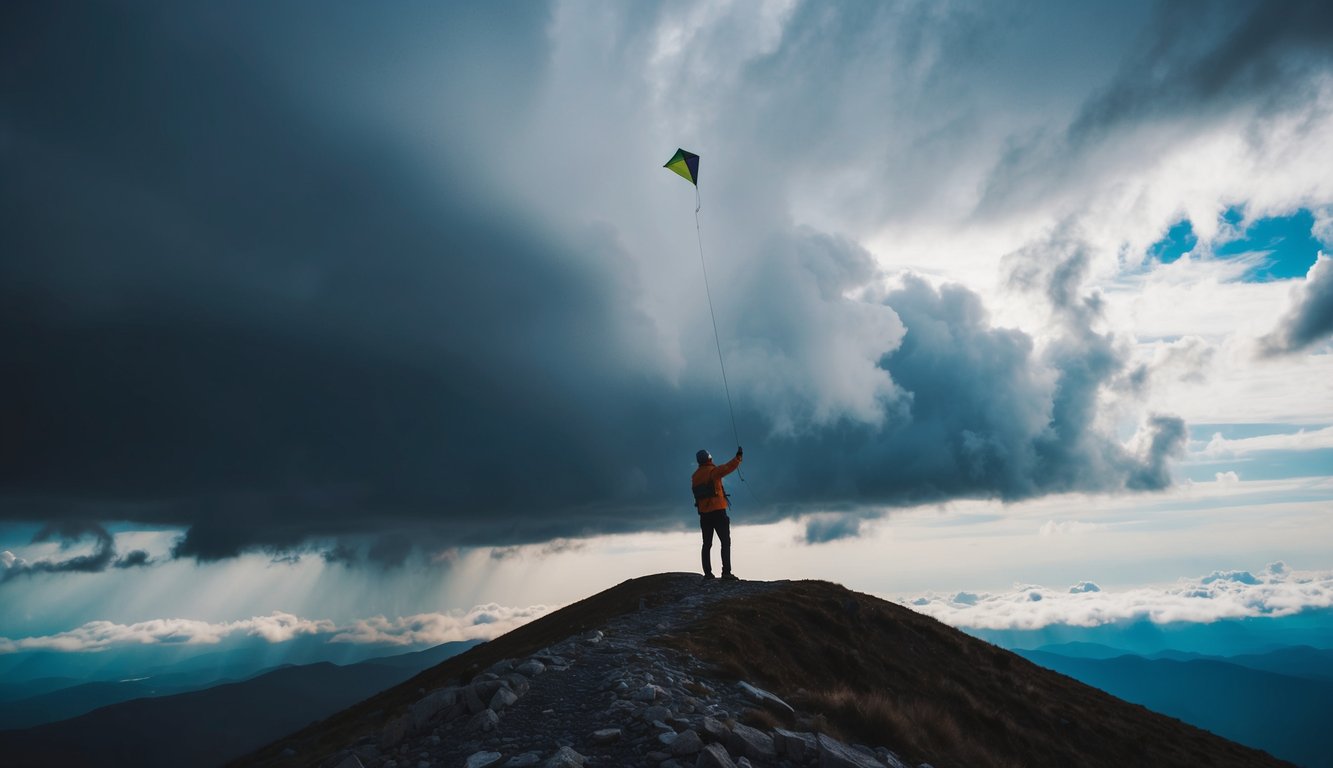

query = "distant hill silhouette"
[236,574,1290,768]
[1018,649,1333,767]
[0,675,239,730]
[1033,641,1136,659]
[1216,645,1333,682]
[0,641,475,768]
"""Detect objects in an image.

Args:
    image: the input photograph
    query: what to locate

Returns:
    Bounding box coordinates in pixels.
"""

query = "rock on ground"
[818,733,887,768]
[671,729,704,756]
[773,728,818,762]
[737,681,795,717]
[465,752,503,768]
[543,746,586,768]
[694,743,738,768]
[329,754,365,768]
[728,723,776,762]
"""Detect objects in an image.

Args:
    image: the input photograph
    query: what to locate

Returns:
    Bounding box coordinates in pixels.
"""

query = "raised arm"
[713,448,743,479]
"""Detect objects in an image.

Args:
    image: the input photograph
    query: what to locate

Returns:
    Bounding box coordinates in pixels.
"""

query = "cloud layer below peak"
[905,562,1332,631]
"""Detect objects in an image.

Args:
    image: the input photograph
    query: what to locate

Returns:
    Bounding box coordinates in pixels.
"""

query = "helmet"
[695,449,711,464]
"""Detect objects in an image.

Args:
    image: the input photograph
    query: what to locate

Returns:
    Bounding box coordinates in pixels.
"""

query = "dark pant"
[699,510,731,576]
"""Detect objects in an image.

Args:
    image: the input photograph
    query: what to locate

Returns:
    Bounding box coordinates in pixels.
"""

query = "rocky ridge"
[312,575,923,768]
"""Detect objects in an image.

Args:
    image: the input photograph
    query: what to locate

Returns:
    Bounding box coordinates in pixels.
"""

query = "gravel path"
[316,575,919,768]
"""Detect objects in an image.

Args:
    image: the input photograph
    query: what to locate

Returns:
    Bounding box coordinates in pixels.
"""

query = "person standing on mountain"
[692,446,743,581]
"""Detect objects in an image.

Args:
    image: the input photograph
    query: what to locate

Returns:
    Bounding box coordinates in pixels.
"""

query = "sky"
[2,1,1332,664]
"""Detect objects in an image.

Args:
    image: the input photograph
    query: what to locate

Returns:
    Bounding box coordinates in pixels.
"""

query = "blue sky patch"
[1146,209,1322,281]
[1215,208,1322,281]
[1189,423,1325,441]
[1180,449,1333,483]
[1148,220,1198,264]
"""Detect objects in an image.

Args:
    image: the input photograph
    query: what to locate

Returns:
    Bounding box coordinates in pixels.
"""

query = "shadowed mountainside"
[1017,650,1333,767]
[235,574,1290,768]
[0,642,476,768]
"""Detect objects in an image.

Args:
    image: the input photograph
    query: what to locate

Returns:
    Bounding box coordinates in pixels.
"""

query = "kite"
[662,146,751,496]
[663,148,700,186]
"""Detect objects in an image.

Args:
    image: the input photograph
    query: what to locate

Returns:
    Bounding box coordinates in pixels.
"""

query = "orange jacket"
[691,454,742,514]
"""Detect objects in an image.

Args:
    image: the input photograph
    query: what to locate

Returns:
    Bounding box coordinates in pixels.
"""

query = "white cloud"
[0,603,553,654]
[904,562,1333,630]
[1038,520,1105,537]
[1196,426,1333,458]
[329,603,554,646]
[0,612,335,653]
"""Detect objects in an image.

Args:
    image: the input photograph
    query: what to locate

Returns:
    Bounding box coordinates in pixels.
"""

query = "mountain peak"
[239,573,1290,768]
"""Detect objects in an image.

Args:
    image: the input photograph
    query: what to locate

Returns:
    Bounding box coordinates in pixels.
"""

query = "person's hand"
[737,445,743,457]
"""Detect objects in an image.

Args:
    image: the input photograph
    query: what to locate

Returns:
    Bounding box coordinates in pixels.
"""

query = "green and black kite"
[663,148,699,186]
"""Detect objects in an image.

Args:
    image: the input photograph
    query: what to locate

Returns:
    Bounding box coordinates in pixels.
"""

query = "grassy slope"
[660,580,1290,768]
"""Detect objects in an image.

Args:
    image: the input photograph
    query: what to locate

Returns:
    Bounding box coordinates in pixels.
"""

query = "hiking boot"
[702,573,716,580]
[721,573,739,581]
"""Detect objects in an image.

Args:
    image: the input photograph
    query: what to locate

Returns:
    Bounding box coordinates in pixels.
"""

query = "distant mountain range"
[0,640,477,768]
[1017,645,1333,768]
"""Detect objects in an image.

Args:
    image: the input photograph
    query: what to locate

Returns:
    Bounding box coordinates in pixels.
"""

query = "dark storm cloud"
[979,0,1333,214]
[801,514,865,545]
[1260,256,1333,355]
[1069,0,1333,141]
[113,550,151,569]
[2,1,690,558]
[2,2,1192,563]
[1,522,148,580]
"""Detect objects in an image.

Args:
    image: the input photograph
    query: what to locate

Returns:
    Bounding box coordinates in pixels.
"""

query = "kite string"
[694,189,757,498]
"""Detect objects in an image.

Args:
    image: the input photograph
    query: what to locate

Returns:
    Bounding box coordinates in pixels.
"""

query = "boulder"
[875,748,910,768]
[737,681,795,717]
[474,679,505,700]
[468,708,500,733]
[671,730,704,757]
[489,686,519,712]
[543,746,585,768]
[503,672,532,696]
[700,717,730,744]
[488,659,516,675]
[378,714,411,750]
[817,733,885,768]
[516,659,547,677]
[330,755,365,768]
[727,723,775,763]
[591,727,622,744]
[635,684,669,702]
[694,744,737,768]
[773,729,818,762]
[410,688,457,729]
[505,753,541,767]
[464,684,487,714]
[640,705,672,723]
[465,752,503,768]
